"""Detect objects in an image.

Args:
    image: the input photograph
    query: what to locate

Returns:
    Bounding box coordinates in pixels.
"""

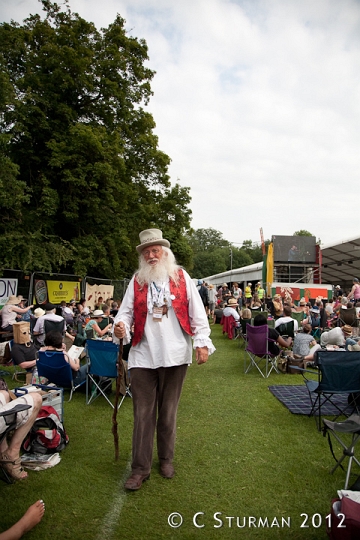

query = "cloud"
[2,0,360,246]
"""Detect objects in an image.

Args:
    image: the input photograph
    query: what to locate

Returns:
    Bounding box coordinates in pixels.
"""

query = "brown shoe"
[160,463,175,479]
[124,473,150,491]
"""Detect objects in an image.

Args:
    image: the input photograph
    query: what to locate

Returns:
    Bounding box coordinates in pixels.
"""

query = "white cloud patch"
[2,0,360,246]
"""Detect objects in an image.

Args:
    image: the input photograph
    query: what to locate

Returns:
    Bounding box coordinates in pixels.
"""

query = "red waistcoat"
[132,269,193,347]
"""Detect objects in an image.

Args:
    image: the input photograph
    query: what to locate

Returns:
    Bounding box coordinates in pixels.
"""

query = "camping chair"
[323,414,360,489]
[220,315,238,340]
[86,340,130,409]
[244,323,280,378]
[8,340,27,383]
[339,307,358,328]
[300,350,360,431]
[250,308,262,319]
[276,320,295,339]
[0,403,31,483]
[238,318,251,347]
[37,350,86,401]
[44,319,65,336]
[267,318,275,329]
[291,311,305,328]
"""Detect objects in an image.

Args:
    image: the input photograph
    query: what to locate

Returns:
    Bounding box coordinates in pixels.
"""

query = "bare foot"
[18,500,45,534]
[0,500,45,540]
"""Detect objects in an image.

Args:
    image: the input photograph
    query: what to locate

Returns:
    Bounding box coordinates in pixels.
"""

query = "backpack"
[23,405,69,454]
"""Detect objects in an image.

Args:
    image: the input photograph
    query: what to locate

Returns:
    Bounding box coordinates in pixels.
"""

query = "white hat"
[92,310,104,317]
[136,228,170,253]
[34,307,46,318]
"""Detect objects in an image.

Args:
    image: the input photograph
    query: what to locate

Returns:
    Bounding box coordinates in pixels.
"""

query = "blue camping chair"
[37,350,86,401]
[86,340,131,409]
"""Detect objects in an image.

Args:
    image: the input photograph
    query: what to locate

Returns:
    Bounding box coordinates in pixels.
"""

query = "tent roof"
[320,235,360,286]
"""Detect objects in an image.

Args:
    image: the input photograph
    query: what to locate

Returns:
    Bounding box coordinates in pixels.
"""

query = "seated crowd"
[217,279,360,366]
[0,294,121,491]
[0,295,121,388]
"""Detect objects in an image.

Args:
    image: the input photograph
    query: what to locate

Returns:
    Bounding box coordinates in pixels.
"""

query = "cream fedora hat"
[136,228,170,253]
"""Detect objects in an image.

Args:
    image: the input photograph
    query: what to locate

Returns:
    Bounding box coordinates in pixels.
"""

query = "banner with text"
[0,278,18,307]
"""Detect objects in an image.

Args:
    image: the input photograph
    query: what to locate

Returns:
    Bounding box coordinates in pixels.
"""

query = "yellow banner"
[266,242,274,294]
[46,281,81,304]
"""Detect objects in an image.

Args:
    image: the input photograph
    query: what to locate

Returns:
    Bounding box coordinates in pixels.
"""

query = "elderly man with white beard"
[113,229,215,491]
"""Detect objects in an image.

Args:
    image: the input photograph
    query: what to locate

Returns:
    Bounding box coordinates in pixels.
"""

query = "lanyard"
[150,281,166,307]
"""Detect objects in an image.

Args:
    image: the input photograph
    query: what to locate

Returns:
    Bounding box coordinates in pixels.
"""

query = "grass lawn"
[0,324,351,539]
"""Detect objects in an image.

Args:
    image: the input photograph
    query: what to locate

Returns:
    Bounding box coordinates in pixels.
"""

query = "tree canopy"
[293,230,314,237]
[0,0,192,278]
[187,228,264,278]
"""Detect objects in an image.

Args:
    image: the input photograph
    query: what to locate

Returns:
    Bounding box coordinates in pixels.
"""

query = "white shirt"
[325,304,334,315]
[223,307,240,321]
[33,313,66,344]
[113,270,215,369]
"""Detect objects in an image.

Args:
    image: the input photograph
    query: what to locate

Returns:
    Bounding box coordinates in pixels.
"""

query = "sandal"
[0,453,28,480]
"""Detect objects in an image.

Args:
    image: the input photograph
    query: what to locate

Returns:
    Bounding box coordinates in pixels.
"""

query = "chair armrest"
[0,404,31,418]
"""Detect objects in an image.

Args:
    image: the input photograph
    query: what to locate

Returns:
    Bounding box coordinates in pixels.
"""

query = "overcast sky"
[2,0,360,248]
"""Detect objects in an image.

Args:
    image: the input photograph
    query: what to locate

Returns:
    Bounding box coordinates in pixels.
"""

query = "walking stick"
[112,338,123,461]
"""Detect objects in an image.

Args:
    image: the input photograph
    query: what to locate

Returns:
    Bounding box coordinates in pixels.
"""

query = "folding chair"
[244,323,280,378]
[301,350,360,431]
[250,308,262,319]
[37,350,86,401]
[276,320,295,339]
[0,403,31,483]
[238,318,251,347]
[339,307,358,328]
[44,319,66,336]
[8,340,27,383]
[220,315,237,340]
[86,340,130,409]
[323,414,360,489]
[291,311,305,328]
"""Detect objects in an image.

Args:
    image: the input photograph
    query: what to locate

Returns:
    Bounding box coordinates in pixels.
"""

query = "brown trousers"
[130,364,188,475]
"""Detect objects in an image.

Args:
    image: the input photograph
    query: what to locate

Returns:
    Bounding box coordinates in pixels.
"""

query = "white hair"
[136,246,180,286]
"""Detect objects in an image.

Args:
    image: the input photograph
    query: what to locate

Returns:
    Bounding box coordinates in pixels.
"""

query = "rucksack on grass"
[23,405,69,455]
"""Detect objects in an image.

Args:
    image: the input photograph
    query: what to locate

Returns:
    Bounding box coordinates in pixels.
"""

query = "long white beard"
[136,247,180,286]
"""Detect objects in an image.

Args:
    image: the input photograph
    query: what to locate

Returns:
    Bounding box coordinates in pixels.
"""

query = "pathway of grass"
[1,326,349,539]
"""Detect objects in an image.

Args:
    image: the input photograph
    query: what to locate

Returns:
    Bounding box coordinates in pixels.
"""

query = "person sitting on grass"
[320,326,349,348]
[291,323,321,366]
[253,314,292,356]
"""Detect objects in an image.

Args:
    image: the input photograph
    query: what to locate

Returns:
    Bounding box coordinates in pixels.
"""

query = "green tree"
[192,249,227,278]
[293,230,313,237]
[231,247,253,269]
[0,0,192,277]
[188,228,229,253]
[240,240,264,264]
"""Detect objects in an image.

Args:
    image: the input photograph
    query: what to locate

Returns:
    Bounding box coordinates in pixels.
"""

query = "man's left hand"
[195,347,209,365]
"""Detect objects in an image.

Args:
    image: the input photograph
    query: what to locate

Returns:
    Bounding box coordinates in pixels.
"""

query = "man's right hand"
[114,322,126,339]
